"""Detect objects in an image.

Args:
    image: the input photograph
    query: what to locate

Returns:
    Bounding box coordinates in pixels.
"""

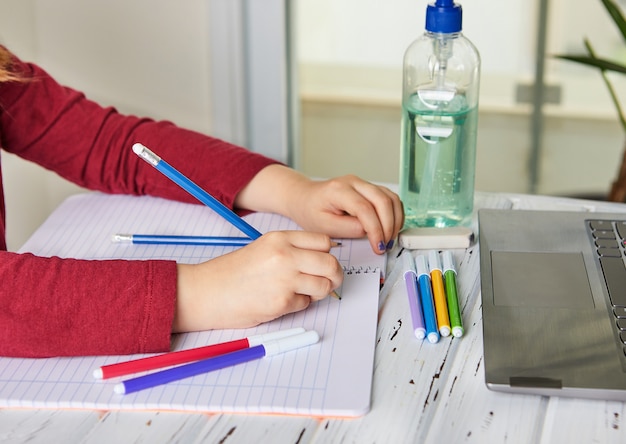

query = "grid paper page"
[1,193,383,417]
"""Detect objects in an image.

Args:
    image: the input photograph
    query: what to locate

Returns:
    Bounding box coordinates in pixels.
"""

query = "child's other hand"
[287,175,404,254]
[235,165,404,255]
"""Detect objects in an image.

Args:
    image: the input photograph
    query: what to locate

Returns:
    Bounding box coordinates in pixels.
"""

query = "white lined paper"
[1,193,383,417]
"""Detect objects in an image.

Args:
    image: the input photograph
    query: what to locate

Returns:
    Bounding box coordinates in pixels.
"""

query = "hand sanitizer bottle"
[399,0,481,228]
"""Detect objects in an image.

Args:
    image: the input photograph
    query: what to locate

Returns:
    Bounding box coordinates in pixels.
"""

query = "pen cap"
[427,332,440,344]
[263,331,320,357]
[415,254,429,278]
[401,250,417,277]
[442,250,456,274]
[247,327,306,347]
[428,250,442,273]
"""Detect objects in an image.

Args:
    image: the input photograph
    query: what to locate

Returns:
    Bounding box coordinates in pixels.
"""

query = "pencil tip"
[330,290,341,300]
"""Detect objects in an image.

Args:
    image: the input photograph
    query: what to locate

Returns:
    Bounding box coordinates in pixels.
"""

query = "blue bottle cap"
[425,0,462,34]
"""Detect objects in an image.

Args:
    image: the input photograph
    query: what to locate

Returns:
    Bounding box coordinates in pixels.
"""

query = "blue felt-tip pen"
[401,250,426,340]
[415,254,440,344]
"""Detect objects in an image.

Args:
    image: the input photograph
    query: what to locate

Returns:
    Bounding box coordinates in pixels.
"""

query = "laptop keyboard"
[588,220,626,354]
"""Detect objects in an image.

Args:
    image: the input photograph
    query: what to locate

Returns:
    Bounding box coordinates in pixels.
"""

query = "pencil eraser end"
[452,327,464,338]
[414,328,426,340]
[439,326,451,337]
[113,383,126,395]
[132,143,145,155]
[92,368,103,379]
[399,227,473,250]
[427,332,440,344]
[111,233,132,243]
[132,143,160,166]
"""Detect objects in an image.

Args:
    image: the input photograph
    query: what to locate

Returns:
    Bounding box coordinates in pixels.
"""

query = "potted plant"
[555,0,626,202]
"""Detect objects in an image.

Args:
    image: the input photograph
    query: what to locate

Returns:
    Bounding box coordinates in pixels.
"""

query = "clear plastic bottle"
[399,0,480,228]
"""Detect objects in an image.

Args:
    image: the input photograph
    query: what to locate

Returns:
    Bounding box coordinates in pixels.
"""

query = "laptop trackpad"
[491,251,594,308]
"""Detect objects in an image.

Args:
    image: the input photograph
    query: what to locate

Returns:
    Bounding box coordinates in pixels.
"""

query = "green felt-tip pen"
[442,250,463,337]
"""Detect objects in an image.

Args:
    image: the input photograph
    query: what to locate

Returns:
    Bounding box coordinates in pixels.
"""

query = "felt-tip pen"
[114,330,320,395]
[415,255,439,344]
[428,250,451,337]
[401,250,426,340]
[442,250,464,337]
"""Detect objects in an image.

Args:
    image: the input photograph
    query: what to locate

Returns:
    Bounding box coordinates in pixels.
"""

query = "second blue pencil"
[113,234,251,247]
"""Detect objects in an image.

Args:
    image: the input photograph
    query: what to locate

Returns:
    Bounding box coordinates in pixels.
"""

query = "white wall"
[2,0,625,251]
[297,0,626,114]
[295,0,626,198]
[0,0,213,250]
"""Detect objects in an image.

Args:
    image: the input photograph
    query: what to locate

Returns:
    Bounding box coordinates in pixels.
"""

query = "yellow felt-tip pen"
[428,250,450,337]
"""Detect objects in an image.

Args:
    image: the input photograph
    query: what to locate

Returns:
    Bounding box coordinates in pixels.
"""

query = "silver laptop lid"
[479,208,626,400]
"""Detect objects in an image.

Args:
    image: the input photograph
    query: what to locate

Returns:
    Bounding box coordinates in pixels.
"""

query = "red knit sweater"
[0,50,278,357]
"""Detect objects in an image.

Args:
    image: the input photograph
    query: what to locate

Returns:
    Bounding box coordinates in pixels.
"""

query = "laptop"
[479,208,626,400]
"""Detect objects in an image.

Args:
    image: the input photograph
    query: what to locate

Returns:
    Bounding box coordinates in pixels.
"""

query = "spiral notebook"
[0,193,384,417]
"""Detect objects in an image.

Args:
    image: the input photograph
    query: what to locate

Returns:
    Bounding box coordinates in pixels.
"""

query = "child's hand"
[235,165,404,255]
[286,175,404,254]
[173,231,342,332]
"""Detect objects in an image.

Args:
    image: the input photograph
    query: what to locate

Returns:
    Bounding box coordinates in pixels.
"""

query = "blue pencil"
[112,233,252,246]
[132,143,262,240]
[114,330,320,395]
[415,254,440,344]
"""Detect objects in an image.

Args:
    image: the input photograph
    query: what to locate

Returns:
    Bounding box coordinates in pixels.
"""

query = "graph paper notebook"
[1,193,384,417]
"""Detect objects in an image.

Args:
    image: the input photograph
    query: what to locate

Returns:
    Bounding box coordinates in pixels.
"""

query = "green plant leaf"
[601,0,626,44]
[585,38,626,131]
[552,0,626,131]
[554,54,626,75]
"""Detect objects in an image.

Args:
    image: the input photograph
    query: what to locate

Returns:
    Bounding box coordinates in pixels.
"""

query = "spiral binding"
[343,266,380,275]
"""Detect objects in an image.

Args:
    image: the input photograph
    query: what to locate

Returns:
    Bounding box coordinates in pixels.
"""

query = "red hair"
[0,46,23,82]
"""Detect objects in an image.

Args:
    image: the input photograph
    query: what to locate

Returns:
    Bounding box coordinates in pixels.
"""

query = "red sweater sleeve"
[0,50,280,357]
[0,253,177,357]
[0,53,278,207]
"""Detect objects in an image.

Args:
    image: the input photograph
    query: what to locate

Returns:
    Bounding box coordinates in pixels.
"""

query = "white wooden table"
[3,192,626,443]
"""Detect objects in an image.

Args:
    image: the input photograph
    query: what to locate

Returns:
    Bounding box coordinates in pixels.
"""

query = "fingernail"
[378,241,386,252]
[386,240,395,250]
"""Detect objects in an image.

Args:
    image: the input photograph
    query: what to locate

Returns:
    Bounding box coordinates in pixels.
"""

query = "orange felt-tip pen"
[428,250,450,337]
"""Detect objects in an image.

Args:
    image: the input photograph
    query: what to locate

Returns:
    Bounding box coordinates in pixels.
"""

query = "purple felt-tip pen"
[401,250,426,339]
